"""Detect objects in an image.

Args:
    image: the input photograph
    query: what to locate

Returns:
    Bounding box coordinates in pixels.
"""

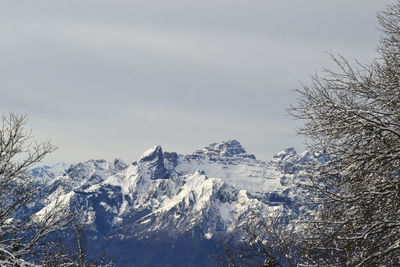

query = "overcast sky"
[0,0,392,164]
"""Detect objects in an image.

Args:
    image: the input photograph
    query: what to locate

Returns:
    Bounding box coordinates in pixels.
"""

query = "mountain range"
[31,140,316,266]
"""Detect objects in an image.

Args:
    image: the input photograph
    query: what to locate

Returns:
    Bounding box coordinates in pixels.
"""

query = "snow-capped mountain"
[32,140,316,266]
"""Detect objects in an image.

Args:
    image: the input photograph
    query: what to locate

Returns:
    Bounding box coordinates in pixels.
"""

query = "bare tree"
[42,224,114,267]
[220,211,302,267]
[288,1,400,266]
[0,114,75,265]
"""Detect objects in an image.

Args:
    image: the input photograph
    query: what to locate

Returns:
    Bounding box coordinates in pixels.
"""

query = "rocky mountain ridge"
[31,140,316,266]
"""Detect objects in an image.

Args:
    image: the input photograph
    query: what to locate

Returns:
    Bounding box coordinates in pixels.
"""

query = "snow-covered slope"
[32,140,315,266]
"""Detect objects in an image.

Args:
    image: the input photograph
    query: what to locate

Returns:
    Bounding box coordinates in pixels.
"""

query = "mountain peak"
[272,147,297,161]
[139,145,169,179]
[140,145,163,162]
[193,140,256,159]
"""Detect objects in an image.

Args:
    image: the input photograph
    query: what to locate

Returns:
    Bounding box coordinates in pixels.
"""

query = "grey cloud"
[0,0,392,164]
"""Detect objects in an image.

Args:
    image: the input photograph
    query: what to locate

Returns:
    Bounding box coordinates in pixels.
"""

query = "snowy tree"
[0,113,111,266]
[0,113,75,265]
[289,2,400,265]
[221,212,302,267]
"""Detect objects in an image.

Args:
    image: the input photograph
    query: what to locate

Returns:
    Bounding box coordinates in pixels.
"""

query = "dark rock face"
[163,151,178,169]
[114,158,128,170]
[140,146,163,162]
[140,146,170,180]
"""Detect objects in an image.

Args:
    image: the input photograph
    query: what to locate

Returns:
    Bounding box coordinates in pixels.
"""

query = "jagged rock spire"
[140,145,170,180]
